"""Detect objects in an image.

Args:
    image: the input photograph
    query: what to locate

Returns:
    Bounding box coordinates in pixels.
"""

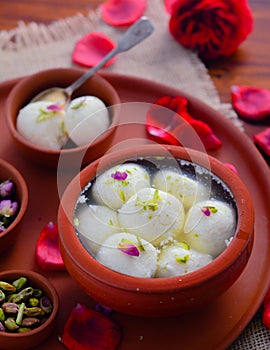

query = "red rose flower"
[169,0,253,60]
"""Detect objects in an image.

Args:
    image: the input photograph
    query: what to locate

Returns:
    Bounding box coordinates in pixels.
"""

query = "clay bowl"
[5,67,121,169]
[58,144,254,317]
[0,270,59,350]
[0,159,28,254]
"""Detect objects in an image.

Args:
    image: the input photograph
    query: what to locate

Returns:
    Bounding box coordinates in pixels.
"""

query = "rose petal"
[253,128,270,156]
[72,32,116,68]
[61,304,121,350]
[231,85,270,122]
[35,222,66,271]
[118,242,140,256]
[146,96,222,150]
[100,0,147,26]
[224,163,238,175]
[111,171,128,181]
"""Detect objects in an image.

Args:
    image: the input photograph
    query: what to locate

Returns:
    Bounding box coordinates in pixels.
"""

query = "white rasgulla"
[95,232,157,278]
[156,242,213,277]
[152,169,209,210]
[17,101,67,149]
[91,163,150,210]
[65,95,110,146]
[118,188,185,246]
[183,199,236,256]
[75,203,119,255]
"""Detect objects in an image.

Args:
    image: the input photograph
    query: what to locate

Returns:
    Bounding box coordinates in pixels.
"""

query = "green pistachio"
[7,293,18,302]
[0,281,16,293]
[15,302,25,326]
[13,287,33,303]
[28,298,39,307]
[4,317,19,331]
[0,308,5,322]
[12,277,27,291]
[18,327,31,333]
[23,307,44,317]
[0,290,5,303]
[32,289,43,298]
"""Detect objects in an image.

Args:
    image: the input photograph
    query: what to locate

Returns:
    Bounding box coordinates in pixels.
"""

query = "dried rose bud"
[0,179,14,198]
[0,200,18,218]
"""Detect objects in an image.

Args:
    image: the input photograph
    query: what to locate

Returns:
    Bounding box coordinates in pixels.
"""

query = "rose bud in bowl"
[0,159,28,254]
[58,144,254,317]
[5,67,121,169]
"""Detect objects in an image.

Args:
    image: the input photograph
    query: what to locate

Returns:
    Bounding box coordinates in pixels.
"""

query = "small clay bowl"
[0,159,28,254]
[58,144,254,317]
[0,270,59,350]
[5,67,121,169]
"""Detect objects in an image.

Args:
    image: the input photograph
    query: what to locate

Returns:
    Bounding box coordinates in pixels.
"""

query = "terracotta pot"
[5,67,121,169]
[0,270,59,349]
[58,144,254,317]
[0,159,28,254]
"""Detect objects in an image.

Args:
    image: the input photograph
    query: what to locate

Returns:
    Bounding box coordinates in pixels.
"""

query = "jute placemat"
[0,0,268,348]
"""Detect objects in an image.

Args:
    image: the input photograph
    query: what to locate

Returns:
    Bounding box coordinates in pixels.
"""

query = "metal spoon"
[31,16,154,104]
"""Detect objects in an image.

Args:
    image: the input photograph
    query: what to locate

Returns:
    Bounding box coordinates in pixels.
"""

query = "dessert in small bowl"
[0,159,28,254]
[5,67,121,168]
[0,270,59,350]
[58,144,254,317]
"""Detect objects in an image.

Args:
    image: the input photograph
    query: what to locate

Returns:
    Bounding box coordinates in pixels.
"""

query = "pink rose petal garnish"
[72,32,116,68]
[111,171,128,180]
[201,207,211,217]
[100,0,147,26]
[60,304,121,350]
[35,222,66,271]
[224,163,238,175]
[253,127,270,156]
[231,85,270,122]
[118,241,140,256]
[47,103,65,112]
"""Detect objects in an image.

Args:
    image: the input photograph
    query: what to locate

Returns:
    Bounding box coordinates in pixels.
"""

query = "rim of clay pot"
[58,144,254,293]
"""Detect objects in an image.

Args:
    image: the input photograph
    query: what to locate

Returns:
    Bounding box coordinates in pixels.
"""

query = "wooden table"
[0,0,269,106]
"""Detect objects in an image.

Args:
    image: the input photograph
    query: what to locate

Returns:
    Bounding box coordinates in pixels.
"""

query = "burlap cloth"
[0,0,269,348]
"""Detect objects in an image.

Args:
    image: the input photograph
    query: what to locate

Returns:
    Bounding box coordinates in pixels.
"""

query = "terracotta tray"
[1,72,270,350]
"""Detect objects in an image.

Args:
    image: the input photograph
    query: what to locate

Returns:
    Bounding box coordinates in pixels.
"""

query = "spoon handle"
[66,16,154,95]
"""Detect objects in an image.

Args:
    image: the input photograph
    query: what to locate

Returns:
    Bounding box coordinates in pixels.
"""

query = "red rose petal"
[262,306,270,330]
[72,32,116,68]
[231,85,270,122]
[61,304,121,350]
[35,222,66,271]
[100,0,147,26]
[253,128,270,156]
[146,95,222,151]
